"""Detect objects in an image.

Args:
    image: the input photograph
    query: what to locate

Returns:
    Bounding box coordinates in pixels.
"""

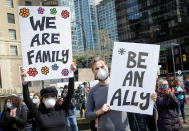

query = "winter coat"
[23,78,74,131]
[127,108,157,131]
[0,106,28,131]
[156,92,182,131]
[67,98,76,116]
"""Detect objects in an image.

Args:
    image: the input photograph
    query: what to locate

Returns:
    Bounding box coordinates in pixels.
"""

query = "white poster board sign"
[18,6,73,81]
[107,42,160,115]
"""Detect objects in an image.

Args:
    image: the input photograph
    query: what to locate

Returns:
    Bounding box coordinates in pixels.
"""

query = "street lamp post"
[171,43,176,77]
[171,43,183,77]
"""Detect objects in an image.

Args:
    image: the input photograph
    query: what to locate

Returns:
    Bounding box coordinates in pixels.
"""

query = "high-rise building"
[74,0,99,51]
[59,0,78,54]
[0,0,40,108]
[96,0,118,55]
[115,0,189,74]
[96,0,118,41]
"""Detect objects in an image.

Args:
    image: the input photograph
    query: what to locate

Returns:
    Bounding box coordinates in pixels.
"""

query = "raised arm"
[22,84,40,121]
[62,77,74,110]
[21,68,39,121]
[62,64,76,110]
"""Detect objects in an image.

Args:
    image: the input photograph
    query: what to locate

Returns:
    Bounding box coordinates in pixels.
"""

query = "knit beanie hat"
[40,87,58,98]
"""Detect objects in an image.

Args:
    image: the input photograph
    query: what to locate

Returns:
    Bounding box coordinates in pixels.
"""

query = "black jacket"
[128,108,157,131]
[156,93,182,131]
[23,78,74,131]
[0,106,28,131]
[67,98,76,116]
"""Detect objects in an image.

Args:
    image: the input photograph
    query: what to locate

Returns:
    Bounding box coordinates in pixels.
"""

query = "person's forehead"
[33,96,39,98]
[94,60,105,67]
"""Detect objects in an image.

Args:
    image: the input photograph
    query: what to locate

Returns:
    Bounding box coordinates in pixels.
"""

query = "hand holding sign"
[107,42,160,115]
[96,104,111,117]
[21,68,27,85]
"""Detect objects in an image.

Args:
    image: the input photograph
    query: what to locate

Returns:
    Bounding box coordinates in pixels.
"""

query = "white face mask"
[44,97,56,108]
[97,68,108,81]
[30,96,33,99]
[32,98,39,104]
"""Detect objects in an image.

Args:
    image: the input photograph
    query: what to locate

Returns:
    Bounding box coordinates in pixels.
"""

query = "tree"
[96,29,114,66]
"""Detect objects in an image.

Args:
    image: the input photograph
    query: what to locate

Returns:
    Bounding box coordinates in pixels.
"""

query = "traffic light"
[183,54,186,62]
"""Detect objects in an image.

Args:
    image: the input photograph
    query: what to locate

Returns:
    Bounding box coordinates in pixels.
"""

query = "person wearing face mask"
[85,57,130,131]
[174,79,187,123]
[0,95,28,131]
[85,57,158,131]
[21,64,76,131]
[156,79,182,131]
[27,93,40,131]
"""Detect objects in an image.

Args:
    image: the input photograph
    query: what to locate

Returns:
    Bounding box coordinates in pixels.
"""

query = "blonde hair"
[157,79,168,90]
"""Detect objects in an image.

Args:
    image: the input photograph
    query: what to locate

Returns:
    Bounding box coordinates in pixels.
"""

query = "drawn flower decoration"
[52,64,59,70]
[61,10,69,19]
[19,8,30,17]
[118,48,126,55]
[41,66,49,75]
[38,7,45,14]
[50,8,57,15]
[27,68,38,77]
[62,69,69,76]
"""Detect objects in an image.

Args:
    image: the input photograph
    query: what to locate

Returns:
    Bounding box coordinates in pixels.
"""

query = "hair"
[90,57,105,70]
[4,95,20,108]
[33,93,40,99]
[157,79,168,90]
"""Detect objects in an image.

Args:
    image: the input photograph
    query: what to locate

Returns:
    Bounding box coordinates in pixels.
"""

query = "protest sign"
[107,42,160,115]
[18,6,73,81]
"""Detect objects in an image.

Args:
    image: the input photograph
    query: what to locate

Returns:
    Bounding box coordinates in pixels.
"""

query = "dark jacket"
[156,92,182,131]
[127,108,157,131]
[67,98,76,116]
[0,106,28,131]
[23,78,74,131]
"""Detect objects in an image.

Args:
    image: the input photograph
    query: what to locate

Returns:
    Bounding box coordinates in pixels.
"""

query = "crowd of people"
[0,58,188,131]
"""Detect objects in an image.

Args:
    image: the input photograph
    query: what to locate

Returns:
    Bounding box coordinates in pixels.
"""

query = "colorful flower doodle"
[38,7,45,14]
[41,66,49,75]
[50,8,57,15]
[62,69,69,76]
[52,64,59,70]
[27,68,38,77]
[19,8,30,17]
[61,10,69,19]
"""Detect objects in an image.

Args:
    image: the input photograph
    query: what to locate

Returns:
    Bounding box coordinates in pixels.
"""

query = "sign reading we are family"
[18,6,73,81]
[107,42,160,115]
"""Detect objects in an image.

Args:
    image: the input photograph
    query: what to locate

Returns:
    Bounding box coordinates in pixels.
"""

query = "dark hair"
[90,57,105,70]
[5,95,20,108]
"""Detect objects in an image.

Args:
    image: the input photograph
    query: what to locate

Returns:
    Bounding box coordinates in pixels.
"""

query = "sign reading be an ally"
[107,42,160,115]
[18,6,73,81]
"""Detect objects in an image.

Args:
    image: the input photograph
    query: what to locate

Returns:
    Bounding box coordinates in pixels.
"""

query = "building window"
[0,65,2,88]
[9,29,16,40]
[10,45,18,56]
[6,0,13,8]
[7,13,15,24]
[25,1,32,6]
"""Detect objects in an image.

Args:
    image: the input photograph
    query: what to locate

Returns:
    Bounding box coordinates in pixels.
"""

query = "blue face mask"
[6,102,12,109]
[161,84,167,90]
